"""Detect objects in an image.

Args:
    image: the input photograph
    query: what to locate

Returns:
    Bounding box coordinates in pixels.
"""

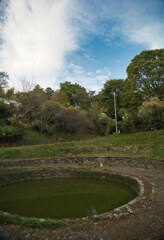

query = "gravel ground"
[0,166,164,240]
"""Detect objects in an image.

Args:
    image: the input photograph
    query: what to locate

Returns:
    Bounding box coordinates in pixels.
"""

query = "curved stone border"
[0,167,145,228]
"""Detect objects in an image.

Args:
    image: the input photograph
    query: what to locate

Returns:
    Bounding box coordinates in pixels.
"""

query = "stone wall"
[0,156,163,169]
[0,168,142,195]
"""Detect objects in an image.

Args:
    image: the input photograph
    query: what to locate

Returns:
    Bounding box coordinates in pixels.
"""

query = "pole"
[113,92,118,133]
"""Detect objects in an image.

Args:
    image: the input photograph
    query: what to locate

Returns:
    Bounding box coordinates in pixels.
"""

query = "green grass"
[0,129,163,161]
[22,129,53,143]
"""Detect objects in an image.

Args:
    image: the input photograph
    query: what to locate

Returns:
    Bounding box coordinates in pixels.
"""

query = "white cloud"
[0,0,79,89]
[96,0,164,49]
[0,0,163,90]
[122,23,164,49]
[117,1,164,49]
[59,63,111,92]
[78,0,164,49]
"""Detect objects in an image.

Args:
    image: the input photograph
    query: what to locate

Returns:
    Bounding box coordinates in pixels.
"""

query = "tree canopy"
[96,79,124,118]
[126,49,164,100]
[60,81,89,109]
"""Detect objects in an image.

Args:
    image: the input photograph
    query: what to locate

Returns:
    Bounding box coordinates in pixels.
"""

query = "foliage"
[0,88,24,142]
[138,97,164,130]
[97,79,124,118]
[126,49,164,100]
[99,112,115,135]
[0,101,10,122]
[60,81,91,109]
[0,125,24,142]
[52,90,70,107]
[0,49,164,140]
[0,72,9,95]
[87,105,101,134]
[55,107,92,134]
[122,78,143,111]
[118,108,139,133]
[0,211,65,229]
[18,84,47,123]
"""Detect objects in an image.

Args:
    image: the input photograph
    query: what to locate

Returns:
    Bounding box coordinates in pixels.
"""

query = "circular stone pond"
[0,175,138,220]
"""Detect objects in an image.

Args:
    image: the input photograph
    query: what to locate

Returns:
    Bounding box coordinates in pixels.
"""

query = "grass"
[0,129,163,161]
[22,129,51,142]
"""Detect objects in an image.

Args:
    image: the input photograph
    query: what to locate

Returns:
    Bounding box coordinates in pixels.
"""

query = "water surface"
[0,177,137,219]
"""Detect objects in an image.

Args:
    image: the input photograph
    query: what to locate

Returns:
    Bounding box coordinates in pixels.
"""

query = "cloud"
[59,63,111,92]
[0,0,163,90]
[78,0,164,49]
[93,0,164,49]
[0,0,79,89]
[116,0,164,49]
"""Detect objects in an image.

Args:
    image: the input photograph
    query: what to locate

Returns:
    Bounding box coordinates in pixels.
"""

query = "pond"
[0,177,137,219]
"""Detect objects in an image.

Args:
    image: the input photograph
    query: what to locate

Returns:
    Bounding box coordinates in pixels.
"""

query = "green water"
[0,178,137,219]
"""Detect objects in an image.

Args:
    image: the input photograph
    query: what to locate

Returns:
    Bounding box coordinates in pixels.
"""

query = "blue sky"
[0,0,164,91]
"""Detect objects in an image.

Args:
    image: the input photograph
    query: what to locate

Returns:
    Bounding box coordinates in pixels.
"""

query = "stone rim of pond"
[0,168,144,228]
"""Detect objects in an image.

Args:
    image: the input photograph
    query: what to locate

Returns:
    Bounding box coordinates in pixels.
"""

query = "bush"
[55,107,92,134]
[138,97,164,130]
[0,125,24,142]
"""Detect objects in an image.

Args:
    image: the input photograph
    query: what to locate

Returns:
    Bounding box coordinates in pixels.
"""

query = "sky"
[0,0,164,92]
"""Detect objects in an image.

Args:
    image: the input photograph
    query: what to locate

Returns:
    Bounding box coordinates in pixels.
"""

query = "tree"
[138,97,164,130]
[45,87,54,99]
[126,49,164,100]
[19,79,35,92]
[0,101,10,123]
[60,81,89,109]
[55,107,92,134]
[87,105,101,134]
[99,112,115,135]
[96,79,124,118]
[32,101,62,135]
[18,84,47,124]
[118,108,139,132]
[0,72,9,95]
[52,90,70,107]
[122,79,143,111]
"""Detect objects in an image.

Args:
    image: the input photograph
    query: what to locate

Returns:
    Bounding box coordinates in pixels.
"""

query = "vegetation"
[0,49,163,144]
[0,211,66,229]
[0,129,163,160]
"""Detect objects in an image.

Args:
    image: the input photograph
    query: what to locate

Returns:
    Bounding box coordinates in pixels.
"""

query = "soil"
[0,165,164,240]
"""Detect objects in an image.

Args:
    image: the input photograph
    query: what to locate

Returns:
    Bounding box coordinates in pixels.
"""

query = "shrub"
[0,125,24,142]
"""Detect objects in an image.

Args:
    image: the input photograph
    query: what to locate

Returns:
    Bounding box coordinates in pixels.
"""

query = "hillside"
[0,129,163,161]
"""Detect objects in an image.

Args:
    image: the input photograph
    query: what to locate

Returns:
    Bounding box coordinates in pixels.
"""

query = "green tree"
[99,112,115,135]
[52,90,70,107]
[45,87,54,99]
[118,108,139,132]
[138,97,164,130]
[126,49,164,100]
[122,79,143,111]
[60,81,89,109]
[96,79,124,118]
[0,101,10,123]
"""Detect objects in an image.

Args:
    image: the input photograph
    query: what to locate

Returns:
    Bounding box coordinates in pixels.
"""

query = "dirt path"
[0,166,164,240]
